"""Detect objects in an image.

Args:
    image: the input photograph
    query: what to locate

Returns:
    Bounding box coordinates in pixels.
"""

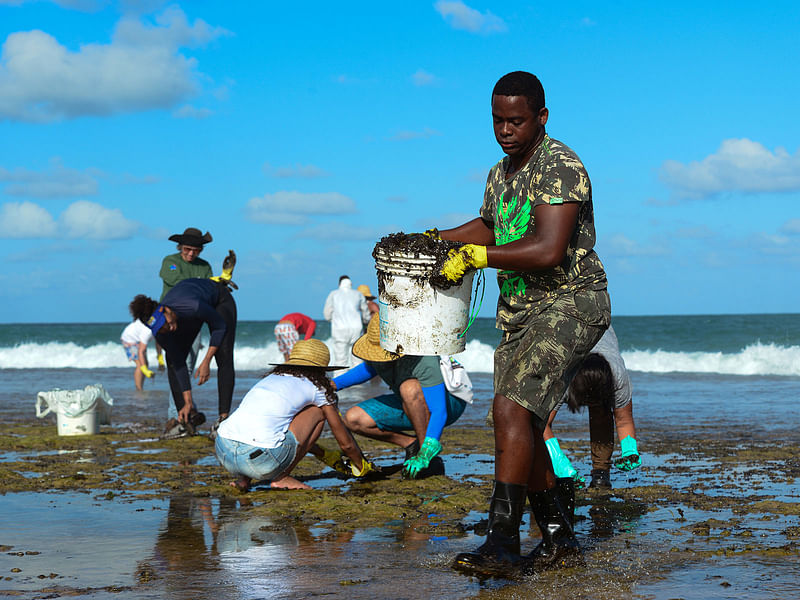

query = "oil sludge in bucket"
[374,245,476,356]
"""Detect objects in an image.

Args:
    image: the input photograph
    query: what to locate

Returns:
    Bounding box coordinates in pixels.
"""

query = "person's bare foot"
[229,476,251,492]
[270,476,311,490]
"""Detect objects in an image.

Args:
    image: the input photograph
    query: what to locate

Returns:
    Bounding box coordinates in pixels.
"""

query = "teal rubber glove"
[402,437,442,479]
[614,436,641,471]
[545,437,585,487]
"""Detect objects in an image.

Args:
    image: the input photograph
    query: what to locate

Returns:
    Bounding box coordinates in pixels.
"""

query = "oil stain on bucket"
[373,232,474,356]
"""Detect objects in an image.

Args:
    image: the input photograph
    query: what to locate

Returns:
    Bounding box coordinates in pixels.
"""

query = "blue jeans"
[215,432,298,481]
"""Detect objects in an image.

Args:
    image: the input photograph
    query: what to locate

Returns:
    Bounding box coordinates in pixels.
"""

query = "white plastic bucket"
[57,408,98,436]
[36,384,113,436]
[375,247,476,355]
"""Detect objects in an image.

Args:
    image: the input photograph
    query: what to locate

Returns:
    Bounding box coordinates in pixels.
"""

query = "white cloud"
[434,0,507,34]
[0,201,57,237]
[604,233,670,257]
[172,104,213,119]
[781,219,800,235]
[392,127,440,141]
[0,6,229,122]
[296,222,386,241]
[659,138,800,199]
[412,69,437,86]
[0,158,98,198]
[60,200,139,239]
[263,163,330,179]
[245,191,357,225]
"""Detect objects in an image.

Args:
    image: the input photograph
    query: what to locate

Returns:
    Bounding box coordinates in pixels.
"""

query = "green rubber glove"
[402,437,442,479]
[614,436,641,471]
[140,364,155,378]
[316,447,349,475]
[439,245,488,283]
[545,437,585,486]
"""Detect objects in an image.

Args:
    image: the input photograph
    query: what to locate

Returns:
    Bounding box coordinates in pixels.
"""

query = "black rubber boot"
[524,486,583,573]
[589,468,612,489]
[452,481,527,579]
[555,477,575,527]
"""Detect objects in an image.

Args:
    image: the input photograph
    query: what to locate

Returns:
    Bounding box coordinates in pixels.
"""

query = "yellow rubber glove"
[440,244,488,282]
[350,457,377,479]
[422,228,441,240]
[140,365,155,378]
[317,447,350,475]
[210,250,238,289]
[157,354,166,371]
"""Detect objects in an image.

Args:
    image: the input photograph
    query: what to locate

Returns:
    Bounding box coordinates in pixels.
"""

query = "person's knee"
[343,406,371,433]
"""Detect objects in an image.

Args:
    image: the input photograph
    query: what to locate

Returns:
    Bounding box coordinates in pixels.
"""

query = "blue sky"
[1,0,798,323]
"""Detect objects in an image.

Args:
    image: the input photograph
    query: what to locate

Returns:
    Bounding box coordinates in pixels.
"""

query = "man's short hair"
[492,71,545,114]
[339,275,350,283]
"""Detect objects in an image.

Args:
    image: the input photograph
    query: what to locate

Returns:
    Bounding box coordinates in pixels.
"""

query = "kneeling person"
[334,315,468,478]
[215,339,376,491]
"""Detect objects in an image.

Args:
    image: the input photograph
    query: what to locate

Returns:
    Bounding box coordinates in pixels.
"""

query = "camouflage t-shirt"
[480,135,607,331]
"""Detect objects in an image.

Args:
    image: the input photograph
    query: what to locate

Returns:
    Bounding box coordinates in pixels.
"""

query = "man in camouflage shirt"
[433,71,610,578]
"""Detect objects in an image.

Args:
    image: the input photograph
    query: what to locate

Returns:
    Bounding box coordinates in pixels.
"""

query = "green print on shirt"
[495,192,531,297]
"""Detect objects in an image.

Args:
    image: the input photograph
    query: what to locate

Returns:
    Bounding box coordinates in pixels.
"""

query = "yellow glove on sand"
[140,365,155,378]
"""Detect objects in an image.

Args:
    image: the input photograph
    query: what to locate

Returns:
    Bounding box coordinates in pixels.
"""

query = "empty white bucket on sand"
[374,246,476,356]
[36,384,113,436]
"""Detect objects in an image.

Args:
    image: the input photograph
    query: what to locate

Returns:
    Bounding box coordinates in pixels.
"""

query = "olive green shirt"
[369,355,443,395]
[480,135,608,330]
[159,253,212,301]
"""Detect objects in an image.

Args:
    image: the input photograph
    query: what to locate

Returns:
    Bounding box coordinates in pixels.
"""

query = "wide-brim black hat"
[169,227,213,247]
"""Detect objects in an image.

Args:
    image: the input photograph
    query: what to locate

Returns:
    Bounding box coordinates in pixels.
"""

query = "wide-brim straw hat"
[357,284,376,300]
[168,227,213,247]
[270,339,346,370]
[352,314,401,363]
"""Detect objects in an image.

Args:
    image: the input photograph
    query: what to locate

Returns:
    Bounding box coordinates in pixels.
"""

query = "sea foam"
[2,340,799,377]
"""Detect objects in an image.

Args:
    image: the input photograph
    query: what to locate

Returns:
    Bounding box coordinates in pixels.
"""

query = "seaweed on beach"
[372,231,466,292]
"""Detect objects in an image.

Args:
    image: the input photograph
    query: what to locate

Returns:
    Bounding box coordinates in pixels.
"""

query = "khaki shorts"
[493,288,611,422]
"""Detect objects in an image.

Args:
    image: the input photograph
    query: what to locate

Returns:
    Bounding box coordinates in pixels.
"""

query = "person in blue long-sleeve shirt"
[130,278,236,435]
[332,315,467,478]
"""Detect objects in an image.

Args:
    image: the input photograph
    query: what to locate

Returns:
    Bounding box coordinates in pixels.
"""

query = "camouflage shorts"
[493,288,611,422]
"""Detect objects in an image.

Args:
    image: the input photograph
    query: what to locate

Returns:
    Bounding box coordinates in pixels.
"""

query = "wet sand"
[1,371,800,599]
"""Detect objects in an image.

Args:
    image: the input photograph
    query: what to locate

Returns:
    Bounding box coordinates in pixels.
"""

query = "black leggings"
[167,285,237,416]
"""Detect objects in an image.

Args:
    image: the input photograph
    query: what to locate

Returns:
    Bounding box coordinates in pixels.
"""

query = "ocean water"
[2,314,800,599]
[2,313,799,376]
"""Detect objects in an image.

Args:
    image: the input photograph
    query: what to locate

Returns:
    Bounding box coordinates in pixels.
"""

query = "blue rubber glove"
[402,437,442,479]
[614,436,641,471]
[332,361,376,390]
[545,437,585,486]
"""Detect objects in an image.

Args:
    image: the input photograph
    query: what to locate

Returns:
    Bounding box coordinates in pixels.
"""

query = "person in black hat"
[156,227,215,429]
[160,227,214,300]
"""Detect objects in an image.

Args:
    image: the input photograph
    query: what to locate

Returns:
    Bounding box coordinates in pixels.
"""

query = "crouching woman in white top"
[215,339,377,491]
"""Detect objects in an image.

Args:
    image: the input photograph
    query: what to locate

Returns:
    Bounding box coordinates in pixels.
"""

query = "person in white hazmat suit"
[323,275,370,367]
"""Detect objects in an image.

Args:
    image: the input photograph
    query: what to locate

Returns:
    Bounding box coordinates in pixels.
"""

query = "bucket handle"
[458,268,485,339]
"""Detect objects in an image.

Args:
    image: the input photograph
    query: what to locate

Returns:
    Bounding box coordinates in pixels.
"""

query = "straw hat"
[352,314,401,363]
[357,284,376,300]
[271,339,345,370]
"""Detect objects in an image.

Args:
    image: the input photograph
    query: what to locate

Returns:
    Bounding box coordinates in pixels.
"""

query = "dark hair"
[268,364,338,403]
[492,71,545,114]
[130,294,158,325]
[566,353,617,414]
[338,275,350,283]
